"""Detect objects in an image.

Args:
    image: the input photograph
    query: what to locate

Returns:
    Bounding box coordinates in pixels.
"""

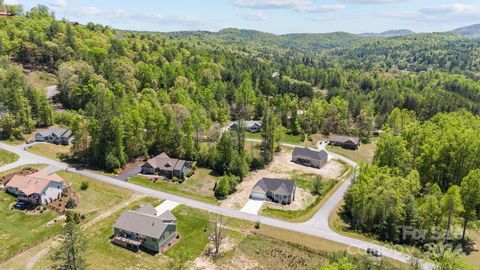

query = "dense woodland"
[0,2,480,267]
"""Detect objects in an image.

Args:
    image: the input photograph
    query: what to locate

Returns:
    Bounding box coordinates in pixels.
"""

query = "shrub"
[80,181,89,191]
[65,211,81,224]
[255,221,261,229]
[65,198,77,209]
[312,176,324,195]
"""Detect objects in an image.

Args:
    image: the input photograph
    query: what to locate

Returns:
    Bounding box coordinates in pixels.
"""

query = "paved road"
[0,141,433,269]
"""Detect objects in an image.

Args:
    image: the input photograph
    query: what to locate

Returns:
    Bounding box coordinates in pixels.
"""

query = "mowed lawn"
[129,167,220,204]
[0,148,19,167]
[326,138,377,165]
[0,192,63,262]
[0,168,132,263]
[35,201,212,269]
[56,171,133,221]
[27,143,71,161]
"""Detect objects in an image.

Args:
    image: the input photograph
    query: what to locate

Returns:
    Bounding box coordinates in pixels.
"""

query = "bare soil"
[221,149,345,210]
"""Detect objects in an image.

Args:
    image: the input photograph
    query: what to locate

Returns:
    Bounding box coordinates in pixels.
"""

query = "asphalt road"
[0,141,433,269]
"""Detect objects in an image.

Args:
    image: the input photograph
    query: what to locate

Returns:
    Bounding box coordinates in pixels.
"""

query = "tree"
[210,216,225,258]
[441,185,463,242]
[261,107,281,164]
[312,176,324,195]
[460,169,480,242]
[50,221,87,270]
[214,176,232,198]
[373,132,410,173]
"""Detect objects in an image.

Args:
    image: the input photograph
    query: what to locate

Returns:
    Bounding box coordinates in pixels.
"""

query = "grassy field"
[0,148,19,166]
[245,131,311,146]
[326,138,377,165]
[27,143,71,161]
[22,69,57,91]
[0,191,63,262]
[129,167,220,204]
[260,164,352,222]
[56,171,133,221]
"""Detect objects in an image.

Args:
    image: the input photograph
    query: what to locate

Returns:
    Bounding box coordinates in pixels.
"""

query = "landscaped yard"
[0,148,19,167]
[0,191,63,263]
[27,143,71,161]
[327,138,377,164]
[129,167,220,204]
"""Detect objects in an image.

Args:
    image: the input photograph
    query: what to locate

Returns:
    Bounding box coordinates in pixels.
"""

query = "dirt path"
[221,149,345,210]
[10,194,145,270]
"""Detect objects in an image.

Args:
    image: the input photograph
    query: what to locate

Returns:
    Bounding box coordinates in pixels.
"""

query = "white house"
[5,171,65,205]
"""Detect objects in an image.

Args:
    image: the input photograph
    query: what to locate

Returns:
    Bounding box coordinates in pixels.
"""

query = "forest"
[1,4,480,227]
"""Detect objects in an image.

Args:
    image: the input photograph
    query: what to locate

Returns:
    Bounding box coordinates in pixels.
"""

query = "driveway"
[115,166,141,181]
[240,199,264,215]
[0,141,433,270]
[155,200,179,215]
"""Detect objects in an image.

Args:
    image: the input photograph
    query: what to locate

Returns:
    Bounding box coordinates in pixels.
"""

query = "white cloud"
[232,0,345,13]
[50,0,67,8]
[419,4,480,16]
[239,12,268,21]
[4,0,19,4]
[341,0,406,4]
[80,6,100,16]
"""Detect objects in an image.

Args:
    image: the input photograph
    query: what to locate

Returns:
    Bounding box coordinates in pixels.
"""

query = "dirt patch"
[263,187,315,211]
[221,149,345,210]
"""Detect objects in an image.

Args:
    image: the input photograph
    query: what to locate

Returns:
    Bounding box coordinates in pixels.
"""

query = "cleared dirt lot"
[221,149,345,210]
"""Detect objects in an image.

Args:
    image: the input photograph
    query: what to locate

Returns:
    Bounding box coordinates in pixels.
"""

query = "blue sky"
[6,0,480,34]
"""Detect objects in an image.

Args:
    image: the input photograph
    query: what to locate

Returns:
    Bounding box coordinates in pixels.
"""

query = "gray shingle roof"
[137,204,157,215]
[113,205,176,239]
[292,147,328,161]
[253,178,296,195]
[328,135,360,145]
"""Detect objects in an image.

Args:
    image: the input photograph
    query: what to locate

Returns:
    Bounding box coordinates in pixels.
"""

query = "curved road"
[0,141,432,269]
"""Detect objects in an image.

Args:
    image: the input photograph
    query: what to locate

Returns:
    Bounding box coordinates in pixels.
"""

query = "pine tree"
[50,221,87,270]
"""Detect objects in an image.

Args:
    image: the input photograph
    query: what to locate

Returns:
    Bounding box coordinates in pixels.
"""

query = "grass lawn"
[0,148,19,167]
[0,191,63,263]
[56,171,133,221]
[27,143,70,161]
[260,165,353,222]
[22,68,57,91]
[326,138,377,165]
[129,167,219,205]
[245,131,311,146]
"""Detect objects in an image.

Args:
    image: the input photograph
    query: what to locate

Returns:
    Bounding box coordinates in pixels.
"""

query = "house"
[229,120,262,133]
[140,153,193,180]
[328,135,361,150]
[292,147,328,169]
[250,178,296,205]
[112,204,177,253]
[5,171,65,205]
[0,12,13,17]
[35,128,73,145]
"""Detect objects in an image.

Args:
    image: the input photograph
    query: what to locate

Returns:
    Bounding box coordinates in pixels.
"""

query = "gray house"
[229,120,262,133]
[292,147,328,169]
[250,178,296,205]
[328,135,361,150]
[35,128,73,145]
[112,204,177,253]
[140,153,193,180]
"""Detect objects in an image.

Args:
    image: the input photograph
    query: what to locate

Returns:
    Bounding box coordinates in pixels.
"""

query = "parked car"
[367,248,382,257]
[14,201,27,210]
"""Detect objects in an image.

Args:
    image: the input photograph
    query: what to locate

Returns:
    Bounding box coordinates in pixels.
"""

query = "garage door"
[251,192,266,200]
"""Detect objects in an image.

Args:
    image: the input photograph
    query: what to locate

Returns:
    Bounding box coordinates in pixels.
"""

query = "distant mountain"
[359,29,414,37]
[452,24,480,37]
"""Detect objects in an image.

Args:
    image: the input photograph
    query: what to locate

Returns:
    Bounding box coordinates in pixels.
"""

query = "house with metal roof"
[250,178,296,205]
[140,153,193,180]
[292,147,328,169]
[112,204,177,253]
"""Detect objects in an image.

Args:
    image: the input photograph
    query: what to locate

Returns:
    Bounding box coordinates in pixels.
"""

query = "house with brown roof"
[328,134,361,150]
[5,171,65,205]
[140,153,193,180]
[112,204,177,253]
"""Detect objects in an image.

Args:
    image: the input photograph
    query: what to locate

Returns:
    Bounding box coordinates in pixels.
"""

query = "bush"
[65,211,81,224]
[80,181,89,191]
[65,198,77,209]
[214,177,232,198]
[255,221,261,229]
[250,156,265,170]
[312,176,324,195]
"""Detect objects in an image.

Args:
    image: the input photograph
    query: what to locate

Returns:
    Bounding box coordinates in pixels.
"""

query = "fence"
[0,232,60,264]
